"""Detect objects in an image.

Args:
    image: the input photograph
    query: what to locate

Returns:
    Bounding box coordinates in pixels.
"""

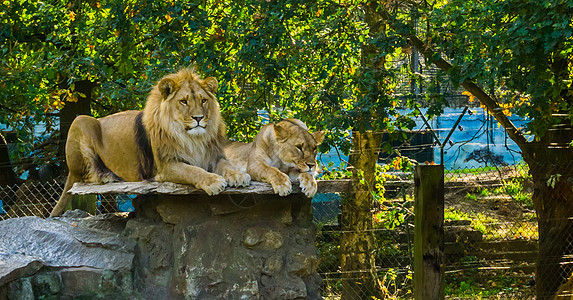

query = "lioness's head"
[273,119,325,174]
[151,68,222,137]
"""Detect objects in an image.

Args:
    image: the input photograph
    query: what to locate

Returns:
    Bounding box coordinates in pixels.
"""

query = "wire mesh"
[0,179,126,221]
[313,181,415,299]
[312,158,563,299]
[442,162,537,299]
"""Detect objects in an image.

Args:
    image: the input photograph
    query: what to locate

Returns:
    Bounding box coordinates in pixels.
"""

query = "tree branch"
[377,8,529,151]
[406,34,529,151]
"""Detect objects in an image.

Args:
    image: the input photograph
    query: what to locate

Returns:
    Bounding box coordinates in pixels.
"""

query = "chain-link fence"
[313,182,415,299]
[2,159,573,299]
[442,163,538,299]
[0,179,122,221]
[312,159,570,299]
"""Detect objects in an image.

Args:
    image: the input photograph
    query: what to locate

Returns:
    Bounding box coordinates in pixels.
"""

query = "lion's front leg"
[157,162,227,195]
[215,159,251,187]
[248,162,292,196]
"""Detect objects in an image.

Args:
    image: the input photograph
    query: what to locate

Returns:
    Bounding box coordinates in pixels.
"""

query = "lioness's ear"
[312,131,325,145]
[203,77,219,94]
[158,78,176,99]
[273,123,289,143]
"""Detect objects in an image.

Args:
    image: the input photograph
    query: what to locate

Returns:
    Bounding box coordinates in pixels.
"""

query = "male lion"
[224,119,324,198]
[51,69,251,217]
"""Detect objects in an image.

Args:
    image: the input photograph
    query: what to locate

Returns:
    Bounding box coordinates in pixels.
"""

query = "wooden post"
[414,164,444,300]
[70,194,97,215]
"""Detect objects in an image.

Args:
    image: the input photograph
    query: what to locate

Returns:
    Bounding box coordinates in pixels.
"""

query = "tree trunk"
[0,133,20,187]
[58,80,96,212]
[0,132,21,212]
[338,3,388,296]
[339,131,382,299]
[524,127,573,300]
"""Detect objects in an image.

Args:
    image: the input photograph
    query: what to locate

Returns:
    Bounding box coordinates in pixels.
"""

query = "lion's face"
[273,120,325,174]
[157,73,220,137]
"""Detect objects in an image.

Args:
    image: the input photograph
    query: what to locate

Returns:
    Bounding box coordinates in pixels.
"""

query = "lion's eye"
[180,100,187,105]
[201,98,208,104]
[296,145,303,152]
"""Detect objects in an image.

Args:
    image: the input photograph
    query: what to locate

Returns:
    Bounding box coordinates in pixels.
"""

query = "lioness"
[51,68,251,217]
[224,119,324,198]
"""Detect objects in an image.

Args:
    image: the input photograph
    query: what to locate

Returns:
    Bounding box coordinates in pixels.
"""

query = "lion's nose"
[192,116,204,123]
[306,163,315,169]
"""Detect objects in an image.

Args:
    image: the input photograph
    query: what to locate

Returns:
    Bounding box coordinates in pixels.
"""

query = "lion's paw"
[198,173,227,195]
[225,170,251,187]
[299,173,317,198]
[274,181,292,196]
[270,173,292,196]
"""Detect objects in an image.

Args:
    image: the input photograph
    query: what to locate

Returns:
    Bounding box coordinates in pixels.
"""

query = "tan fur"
[51,69,250,217]
[225,118,325,198]
[555,273,573,299]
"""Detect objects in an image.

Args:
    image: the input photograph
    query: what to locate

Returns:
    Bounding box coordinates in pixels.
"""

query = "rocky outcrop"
[0,182,322,299]
[0,210,135,299]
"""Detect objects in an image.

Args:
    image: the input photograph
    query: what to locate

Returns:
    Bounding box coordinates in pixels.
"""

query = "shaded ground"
[445,166,535,224]
[442,167,537,299]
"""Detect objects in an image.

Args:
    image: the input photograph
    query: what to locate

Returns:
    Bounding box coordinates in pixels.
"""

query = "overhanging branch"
[377,8,530,151]
[408,35,529,150]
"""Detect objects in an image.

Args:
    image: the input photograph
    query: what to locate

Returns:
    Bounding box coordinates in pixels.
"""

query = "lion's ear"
[158,78,176,99]
[203,77,219,94]
[312,131,325,145]
[273,123,289,143]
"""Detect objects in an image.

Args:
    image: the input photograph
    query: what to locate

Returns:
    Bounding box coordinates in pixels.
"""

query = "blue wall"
[420,107,527,169]
[317,107,528,171]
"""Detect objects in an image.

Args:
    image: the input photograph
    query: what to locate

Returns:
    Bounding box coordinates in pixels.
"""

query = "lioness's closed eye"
[224,118,325,198]
[51,68,250,217]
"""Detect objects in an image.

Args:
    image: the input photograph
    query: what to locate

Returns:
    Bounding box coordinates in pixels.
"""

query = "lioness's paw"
[299,173,318,198]
[225,171,251,187]
[273,181,292,196]
[270,173,292,196]
[198,173,227,195]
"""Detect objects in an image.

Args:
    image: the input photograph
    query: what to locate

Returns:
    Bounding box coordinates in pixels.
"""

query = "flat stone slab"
[68,179,351,195]
[0,252,44,286]
[0,213,134,287]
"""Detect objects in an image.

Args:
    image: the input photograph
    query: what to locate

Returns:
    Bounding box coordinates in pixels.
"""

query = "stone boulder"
[0,210,135,299]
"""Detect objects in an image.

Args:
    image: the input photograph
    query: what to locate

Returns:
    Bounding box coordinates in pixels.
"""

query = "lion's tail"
[50,174,80,217]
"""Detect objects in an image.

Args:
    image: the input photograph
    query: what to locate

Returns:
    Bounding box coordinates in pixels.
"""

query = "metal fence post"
[414,164,444,300]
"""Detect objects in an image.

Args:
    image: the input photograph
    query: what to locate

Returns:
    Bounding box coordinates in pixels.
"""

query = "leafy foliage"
[427,0,573,137]
[1,0,419,171]
[2,0,572,174]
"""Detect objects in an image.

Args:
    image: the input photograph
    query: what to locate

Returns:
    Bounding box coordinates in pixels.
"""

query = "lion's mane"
[142,69,227,174]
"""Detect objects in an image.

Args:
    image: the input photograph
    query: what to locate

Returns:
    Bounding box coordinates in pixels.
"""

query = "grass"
[444,208,537,240]
[464,192,478,201]
[445,274,530,299]
[494,179,534,209]
[445,165,500,175]
[445,256,535,299]
[445,208,492,235]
